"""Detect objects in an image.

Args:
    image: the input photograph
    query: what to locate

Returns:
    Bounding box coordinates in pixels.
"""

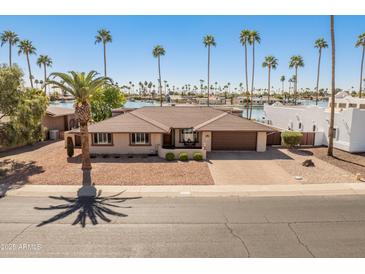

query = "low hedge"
[179,152,189,161]
[165,152,175,161]
[193,152,203,161]
[281,131,303,148]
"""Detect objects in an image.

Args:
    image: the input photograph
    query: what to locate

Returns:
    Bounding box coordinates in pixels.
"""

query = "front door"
[163,133,173,147]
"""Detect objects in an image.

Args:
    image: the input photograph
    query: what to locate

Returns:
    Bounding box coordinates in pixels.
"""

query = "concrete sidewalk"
[4,183,365,198]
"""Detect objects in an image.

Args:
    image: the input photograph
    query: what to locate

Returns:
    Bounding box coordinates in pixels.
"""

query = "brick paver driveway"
[207,150,297,185]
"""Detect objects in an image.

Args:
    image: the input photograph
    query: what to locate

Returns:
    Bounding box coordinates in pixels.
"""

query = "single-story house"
[42,106,78,139]
[65,106,274,159]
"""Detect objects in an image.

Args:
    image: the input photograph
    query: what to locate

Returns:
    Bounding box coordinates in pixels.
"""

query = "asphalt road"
[1,194,365,257]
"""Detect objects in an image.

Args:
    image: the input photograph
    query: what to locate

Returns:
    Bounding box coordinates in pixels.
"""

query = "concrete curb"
[4,183,365,198]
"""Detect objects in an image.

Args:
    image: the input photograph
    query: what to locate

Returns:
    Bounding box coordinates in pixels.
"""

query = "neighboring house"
[263,92,365,153]
[65,106,274,159]
[42,106,78,140]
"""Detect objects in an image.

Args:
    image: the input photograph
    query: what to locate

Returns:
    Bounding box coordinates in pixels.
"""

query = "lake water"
[50,99,328,121]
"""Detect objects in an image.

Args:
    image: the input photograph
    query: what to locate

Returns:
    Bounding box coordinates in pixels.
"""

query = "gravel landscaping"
[0,141,214,187]
[305,147,365,176]
[276,148,357,184]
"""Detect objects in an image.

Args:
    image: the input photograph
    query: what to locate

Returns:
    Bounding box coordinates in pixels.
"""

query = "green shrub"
[165,152,175,161]
[281,131,303,148]
[193,152,203,161]
[66,137,74,157]
[179,152,189,161]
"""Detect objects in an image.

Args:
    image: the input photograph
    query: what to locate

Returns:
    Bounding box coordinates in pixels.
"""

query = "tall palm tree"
[355,33,365,98]
[47,71,110,191]
[289,55,304,105]
[37,55,53,93]
[262,56,278,104]
[314,38,328,105]
[240,29,251,118]
[203,35,216,106]
[280,75,285,94]
[0,30,19,67]
[200,79,204,95]
[95,29,112,77]
[288,78,293,103]
[18,39,36,88]
[248,31,261,119]
[152,45,165,107]
[328,15,336,157]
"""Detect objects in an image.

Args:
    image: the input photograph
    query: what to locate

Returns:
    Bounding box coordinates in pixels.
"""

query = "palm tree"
[203,35,216,106]
[95,29,112,77]
[314,38,328,105]
[355,33,365,98]
[262,56,278,104]
[47,71,110,191]
[240,29,251,118]
[200,79,204,95]
[152,45,165,107]
[37,55,53,93]
[0,30,19,67]
[289,55,304,105]
[18,39,36,88]
[248,31,261,119]
[288,78,293,103]
[280,75,285,94]
[328,15,336,157]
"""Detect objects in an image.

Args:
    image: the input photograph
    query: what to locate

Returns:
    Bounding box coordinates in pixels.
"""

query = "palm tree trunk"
[103,42,107,77]
[267,66,271,104]
[359,46,364,98]
[207,45,210,107]
[44,65,47,93]
[26,53,33,88]
[244,44,249,118]
[158,57,162,107]
[249,42,255,120]
[294,67,298,105]
[328,15,336,157]
[78,104,92,186]
[9,43,12,67]
[316,48,322,105]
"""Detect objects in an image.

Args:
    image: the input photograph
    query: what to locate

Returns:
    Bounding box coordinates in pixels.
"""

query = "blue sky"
[0,15,364,91]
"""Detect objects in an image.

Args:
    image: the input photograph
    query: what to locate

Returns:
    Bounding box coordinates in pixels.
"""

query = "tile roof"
[71,112,168,133]
[69,106,274,133]
[195,112,273,132]
[46,106,75,117]
[132,106,225,128]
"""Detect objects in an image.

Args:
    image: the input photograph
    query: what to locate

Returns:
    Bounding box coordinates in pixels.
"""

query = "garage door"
[212,131,257,150]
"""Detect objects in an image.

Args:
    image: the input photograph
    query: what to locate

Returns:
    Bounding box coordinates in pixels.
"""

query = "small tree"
[67,137,74,157]
[281,131,303,148]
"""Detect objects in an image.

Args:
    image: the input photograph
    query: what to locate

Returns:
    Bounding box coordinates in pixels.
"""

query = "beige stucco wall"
[256,132,267,152]
[201,131,212,152]
[89,133,162,154]
[42,116,65,131]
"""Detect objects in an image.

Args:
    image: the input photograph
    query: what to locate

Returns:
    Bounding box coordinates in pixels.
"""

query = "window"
[360,104,365,109]
[349,103,357,108]
[131,133,150,145]
[180,128,199,143]
[93,133,112,145]
[338,103,346,108]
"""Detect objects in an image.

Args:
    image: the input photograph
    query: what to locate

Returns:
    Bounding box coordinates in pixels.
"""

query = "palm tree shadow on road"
[34,190,141,227]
